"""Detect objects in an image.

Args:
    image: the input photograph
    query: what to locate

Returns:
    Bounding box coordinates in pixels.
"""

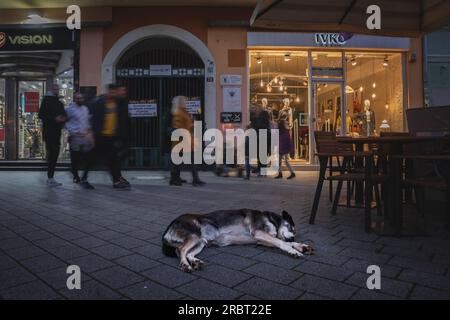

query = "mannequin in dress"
[279,98,293,129]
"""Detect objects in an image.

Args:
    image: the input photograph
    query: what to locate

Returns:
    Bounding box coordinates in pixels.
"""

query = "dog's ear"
[282,210,295,226]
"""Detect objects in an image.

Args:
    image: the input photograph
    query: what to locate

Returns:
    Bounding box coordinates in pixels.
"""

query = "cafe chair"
[399,154,450,229]
[309,131,388,232]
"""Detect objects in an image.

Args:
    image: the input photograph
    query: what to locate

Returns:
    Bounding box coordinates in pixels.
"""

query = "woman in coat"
[169,96,205,186]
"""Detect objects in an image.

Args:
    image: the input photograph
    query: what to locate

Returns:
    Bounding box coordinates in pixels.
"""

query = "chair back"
[314,131,353,155]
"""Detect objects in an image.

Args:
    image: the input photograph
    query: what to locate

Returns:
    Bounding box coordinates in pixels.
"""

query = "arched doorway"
[115,36,205,168]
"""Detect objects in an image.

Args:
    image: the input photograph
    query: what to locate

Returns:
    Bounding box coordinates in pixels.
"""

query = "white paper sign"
[223,87,241,112]
[186,100,201,114]
[220,74,242,86]
[150,65,172,76]
[128,103,157,117]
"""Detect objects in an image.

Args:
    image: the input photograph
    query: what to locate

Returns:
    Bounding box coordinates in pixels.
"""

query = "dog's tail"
[161,238,178,257]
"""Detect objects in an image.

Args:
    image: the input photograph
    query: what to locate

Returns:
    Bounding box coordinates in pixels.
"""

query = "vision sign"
[314,32,353,47]
[0,28,75,51]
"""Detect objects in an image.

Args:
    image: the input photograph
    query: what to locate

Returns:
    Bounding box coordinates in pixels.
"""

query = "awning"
[251,0,450,37]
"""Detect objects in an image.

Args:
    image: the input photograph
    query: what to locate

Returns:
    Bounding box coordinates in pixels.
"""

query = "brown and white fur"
[162,209,314,272]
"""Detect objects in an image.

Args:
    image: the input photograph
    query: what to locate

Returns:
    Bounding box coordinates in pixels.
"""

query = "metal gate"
[116,36,205,168]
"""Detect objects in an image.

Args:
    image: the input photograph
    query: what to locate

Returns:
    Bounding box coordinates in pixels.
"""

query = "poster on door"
[24,92,40,113]
[222,87,241,112]
[186,100,201,114]
[128,102,157,117]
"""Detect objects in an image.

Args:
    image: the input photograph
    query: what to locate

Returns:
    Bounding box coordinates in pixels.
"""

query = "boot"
[287,172,296,180]
[274,172,283,179]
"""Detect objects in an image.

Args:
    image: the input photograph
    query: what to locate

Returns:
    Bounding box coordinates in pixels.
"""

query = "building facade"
[0,5,425,168]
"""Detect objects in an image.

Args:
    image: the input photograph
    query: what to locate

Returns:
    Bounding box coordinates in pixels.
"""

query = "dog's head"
[277,210,295,242]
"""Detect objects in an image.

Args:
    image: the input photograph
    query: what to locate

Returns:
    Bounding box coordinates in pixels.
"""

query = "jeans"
[170,152,200,182]
[96,138,123,183]
[45,140,60,179]
[279,153,294,174]
[70,147,93,181]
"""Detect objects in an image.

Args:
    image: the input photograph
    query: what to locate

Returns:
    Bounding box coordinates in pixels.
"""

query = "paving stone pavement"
[0,170,450,300]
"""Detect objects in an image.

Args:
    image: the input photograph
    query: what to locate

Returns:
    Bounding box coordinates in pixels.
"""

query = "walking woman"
[275,115,296,180]
[169,96,205,186]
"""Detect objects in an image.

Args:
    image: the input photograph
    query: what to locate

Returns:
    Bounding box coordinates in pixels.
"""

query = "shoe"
[180,179,188,183]
[274,173,283,179]
[287,172,296,180]
[80,180,95,190]
[47,178,62,187]
[119,176,131,187]
[243,176,250,180]
[113,180,130,190]
[73,177,81,184]
[192,180,206,186]
[169,180,182,186]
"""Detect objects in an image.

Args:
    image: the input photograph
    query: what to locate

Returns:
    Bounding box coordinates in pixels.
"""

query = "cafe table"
[336,135,449,235]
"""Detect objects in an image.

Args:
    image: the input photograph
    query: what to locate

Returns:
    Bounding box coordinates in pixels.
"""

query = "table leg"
[354,142,364,205]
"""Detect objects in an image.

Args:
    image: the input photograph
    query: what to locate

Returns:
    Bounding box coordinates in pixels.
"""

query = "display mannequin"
[278,98,293,129]
[356,99,376,136]
[261,98,268,110]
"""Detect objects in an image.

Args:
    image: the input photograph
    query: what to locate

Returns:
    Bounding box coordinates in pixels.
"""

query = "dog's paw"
[189,258,204,270]
[293,243,314,255]
[179,262,193,273]
[287,248,304,258]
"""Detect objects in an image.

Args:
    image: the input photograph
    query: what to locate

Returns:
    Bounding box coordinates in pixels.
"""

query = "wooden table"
[336,135,449,235]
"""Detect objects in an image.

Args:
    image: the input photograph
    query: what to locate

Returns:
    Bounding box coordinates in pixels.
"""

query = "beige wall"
[208,27,248,130]
[407,37,425,109]
[79,28,104,93]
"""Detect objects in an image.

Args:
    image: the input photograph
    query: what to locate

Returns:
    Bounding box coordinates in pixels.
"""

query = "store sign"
[314,32,353,47]
[186,100,201,114]
[221,112,242,123]
[149,65,172,76]
[0,28,76,51]
[24,92,40,113]
[128,103,157,117]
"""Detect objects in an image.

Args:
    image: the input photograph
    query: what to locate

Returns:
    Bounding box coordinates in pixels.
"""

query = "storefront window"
[345,52,404,134]
[18,81,45,159]
[0,78,5,159]
[249,51,309,162]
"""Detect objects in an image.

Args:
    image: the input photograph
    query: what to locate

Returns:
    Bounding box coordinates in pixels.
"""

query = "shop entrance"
[116,36,205,168]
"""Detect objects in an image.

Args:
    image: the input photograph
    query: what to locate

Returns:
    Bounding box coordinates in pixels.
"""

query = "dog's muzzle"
[285,237,295,242]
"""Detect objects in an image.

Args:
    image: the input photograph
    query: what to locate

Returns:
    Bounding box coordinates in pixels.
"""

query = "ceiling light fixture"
[383,57,389,67]
[256,57,262,64]
[284,54,291,62]
[351,56,357,66]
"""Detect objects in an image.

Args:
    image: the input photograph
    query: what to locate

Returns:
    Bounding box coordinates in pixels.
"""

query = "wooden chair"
[400,154,450,228]
[309,131,387,232]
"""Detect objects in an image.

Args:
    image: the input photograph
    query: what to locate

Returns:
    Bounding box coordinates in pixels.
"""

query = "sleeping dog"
[162,209,314,272]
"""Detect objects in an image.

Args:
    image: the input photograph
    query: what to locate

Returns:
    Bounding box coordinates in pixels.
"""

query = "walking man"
[38,84,66,187]
[91,84,130,189]
[65,92,95,189]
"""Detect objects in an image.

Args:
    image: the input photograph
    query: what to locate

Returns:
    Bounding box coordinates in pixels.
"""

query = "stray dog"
[162,209,314,272]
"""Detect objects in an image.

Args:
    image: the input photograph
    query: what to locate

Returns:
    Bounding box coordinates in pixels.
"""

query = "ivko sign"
[0,28,75,51]
[314,32,353,46]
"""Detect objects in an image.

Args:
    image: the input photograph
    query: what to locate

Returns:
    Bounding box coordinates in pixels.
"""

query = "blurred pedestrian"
[91,84,130,190]
[65,92,95,189]
[169,96,205,186]
[38,84,66,187]
[275,115,296,180]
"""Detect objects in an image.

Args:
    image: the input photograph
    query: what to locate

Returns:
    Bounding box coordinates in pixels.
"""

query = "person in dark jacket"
[38,84,66,187]
[91,84,130,189]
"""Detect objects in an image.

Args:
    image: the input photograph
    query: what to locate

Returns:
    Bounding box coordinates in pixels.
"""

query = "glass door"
[313,82,345,134]
[17,80,45,159]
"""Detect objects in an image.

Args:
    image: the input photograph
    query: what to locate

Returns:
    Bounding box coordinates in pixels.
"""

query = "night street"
[1,170,449,300]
